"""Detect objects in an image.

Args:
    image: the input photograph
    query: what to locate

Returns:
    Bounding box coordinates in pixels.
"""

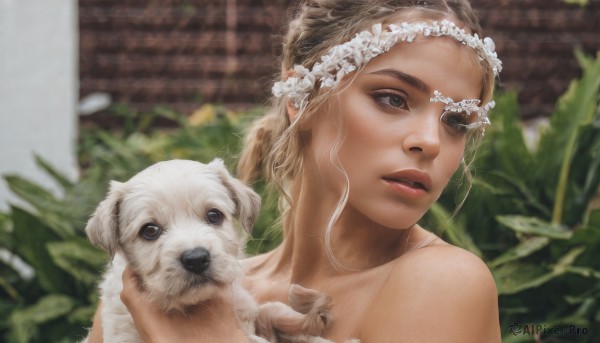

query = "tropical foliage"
[0,104,279,342]
[426,51,600,342]
[0,52,598,342]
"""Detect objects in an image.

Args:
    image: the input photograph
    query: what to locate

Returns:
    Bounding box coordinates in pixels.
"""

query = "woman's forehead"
[361,37,484,100]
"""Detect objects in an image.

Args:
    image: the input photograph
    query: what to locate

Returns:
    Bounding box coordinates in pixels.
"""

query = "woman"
[88,0,502,341]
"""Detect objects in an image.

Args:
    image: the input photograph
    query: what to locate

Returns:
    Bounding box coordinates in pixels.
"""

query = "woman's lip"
[382,169,432,192]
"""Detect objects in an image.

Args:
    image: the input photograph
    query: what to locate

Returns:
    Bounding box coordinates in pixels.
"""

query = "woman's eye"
[140,223,162,240]
[372,92,408,110]
[441,111,474,134]
[206,208,224,225]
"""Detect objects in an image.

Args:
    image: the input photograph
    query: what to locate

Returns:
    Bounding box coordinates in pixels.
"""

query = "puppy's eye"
[140,223,162,240]
[206,208,223,225]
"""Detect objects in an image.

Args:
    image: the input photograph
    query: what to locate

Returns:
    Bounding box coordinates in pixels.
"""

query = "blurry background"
[2,0,599,210]
[1,0,599,209]
[77,0,598,119]
[1,1,599,342]
[0,0,78,211]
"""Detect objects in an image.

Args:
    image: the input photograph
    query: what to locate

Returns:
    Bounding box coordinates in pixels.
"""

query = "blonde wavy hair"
[237,0,496,269]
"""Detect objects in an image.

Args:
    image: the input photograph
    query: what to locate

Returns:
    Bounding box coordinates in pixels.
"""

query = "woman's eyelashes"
[370,89,477,134]
[370,90,409,111]
[441,111,476,134]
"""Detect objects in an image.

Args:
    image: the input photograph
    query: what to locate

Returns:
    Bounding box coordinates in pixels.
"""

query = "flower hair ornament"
[272,19,502,131]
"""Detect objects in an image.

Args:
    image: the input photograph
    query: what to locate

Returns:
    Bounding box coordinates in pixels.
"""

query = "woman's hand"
[121,267,251,343]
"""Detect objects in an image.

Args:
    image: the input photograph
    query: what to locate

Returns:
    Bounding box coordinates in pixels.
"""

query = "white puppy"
[82,159,333,343]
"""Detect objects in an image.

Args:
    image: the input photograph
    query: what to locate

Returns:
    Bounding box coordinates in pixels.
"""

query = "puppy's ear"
[85,181,124,256]
[209,159,261,234]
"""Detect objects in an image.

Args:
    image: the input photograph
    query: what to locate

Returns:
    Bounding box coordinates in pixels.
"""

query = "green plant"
[426,51,600,342]
[0,156,108,342]
[563,0,589,7]
[0,104,280,342]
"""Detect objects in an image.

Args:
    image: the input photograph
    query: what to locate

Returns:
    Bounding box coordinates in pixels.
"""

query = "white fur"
[82,159,334,343]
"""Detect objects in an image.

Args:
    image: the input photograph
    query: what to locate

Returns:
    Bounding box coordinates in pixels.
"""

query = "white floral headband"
[272,19,501,130]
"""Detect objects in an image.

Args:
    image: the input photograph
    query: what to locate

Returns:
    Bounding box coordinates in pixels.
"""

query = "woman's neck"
[269,169,412,286]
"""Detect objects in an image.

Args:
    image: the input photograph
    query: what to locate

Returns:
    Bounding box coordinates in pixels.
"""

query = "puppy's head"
[85,159,261,311]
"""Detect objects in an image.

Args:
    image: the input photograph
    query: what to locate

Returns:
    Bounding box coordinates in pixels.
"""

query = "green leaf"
[483,92,533,177]
[567,226,600,268]
[487,171,551,217]
[152,105,189,127]
[0,210,13,247]
[488,236,549,269]
[570,225,600,243]
[4,176,75,239]
[10,206,73,294]
[493,262,556,295]
[496,215,572,239]
[544,298,594,328]
[565,266,600,279]
[4,175,62,211]
[47,239,108,285]
[0,274,19,301]
[33,154,74,190]
[553,246,586,274]
[562,0,588,7]
[502,334,536,343]
[9,295,76,343]
[534,53,600,224]
[67,304,97,325]
[427,203,483,257]
[565,283,600,304]
[578,138,600,220]
[494,247,585,295]
[585,207,600,228]
[13,295,75,323]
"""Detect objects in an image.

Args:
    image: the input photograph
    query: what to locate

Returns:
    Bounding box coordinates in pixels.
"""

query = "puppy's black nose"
[180,247,211,274]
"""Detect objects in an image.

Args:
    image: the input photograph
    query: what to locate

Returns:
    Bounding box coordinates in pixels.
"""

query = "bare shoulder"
[240,252,267,271]
[240,250,278,281]
[239,251,289,303]
[360,244,501,343]
[394,243,497,291]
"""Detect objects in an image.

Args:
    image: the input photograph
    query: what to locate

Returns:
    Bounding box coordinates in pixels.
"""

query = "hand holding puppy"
[120,266,251,343]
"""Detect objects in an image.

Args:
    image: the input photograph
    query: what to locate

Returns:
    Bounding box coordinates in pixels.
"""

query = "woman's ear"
[286,100,299,123]
[284,68,301,124]
[287,100,315,133]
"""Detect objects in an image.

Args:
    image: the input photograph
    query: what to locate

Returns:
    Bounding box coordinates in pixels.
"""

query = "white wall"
[0,0,78,211]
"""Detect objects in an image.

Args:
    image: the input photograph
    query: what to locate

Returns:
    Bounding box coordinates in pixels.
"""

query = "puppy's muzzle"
[180,247,211,275]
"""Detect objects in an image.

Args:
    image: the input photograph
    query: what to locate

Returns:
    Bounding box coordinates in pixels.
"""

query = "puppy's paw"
[288,284,332,315]
[276,333,335,343]
[248,334,271,343]
[288,284,332,334]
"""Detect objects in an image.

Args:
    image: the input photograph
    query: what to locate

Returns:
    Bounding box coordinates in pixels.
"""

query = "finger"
[120,266,141,308]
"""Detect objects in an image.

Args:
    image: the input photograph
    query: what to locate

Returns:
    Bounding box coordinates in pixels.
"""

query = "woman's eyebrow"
[367,69,431,94]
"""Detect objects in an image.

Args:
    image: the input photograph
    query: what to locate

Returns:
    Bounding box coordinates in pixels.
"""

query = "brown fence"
[79,0,600,121]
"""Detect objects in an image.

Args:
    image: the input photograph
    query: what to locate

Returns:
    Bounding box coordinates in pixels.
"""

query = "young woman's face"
[305,35,483,230]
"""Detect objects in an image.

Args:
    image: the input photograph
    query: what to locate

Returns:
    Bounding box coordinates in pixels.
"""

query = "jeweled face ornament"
[272,19,501,133]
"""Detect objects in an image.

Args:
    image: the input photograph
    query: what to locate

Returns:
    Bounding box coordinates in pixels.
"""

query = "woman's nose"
[402,114,441,159]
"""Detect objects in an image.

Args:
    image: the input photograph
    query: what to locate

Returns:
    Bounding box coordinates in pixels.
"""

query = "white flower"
[273,20,502,115]
[483,37,496,52]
